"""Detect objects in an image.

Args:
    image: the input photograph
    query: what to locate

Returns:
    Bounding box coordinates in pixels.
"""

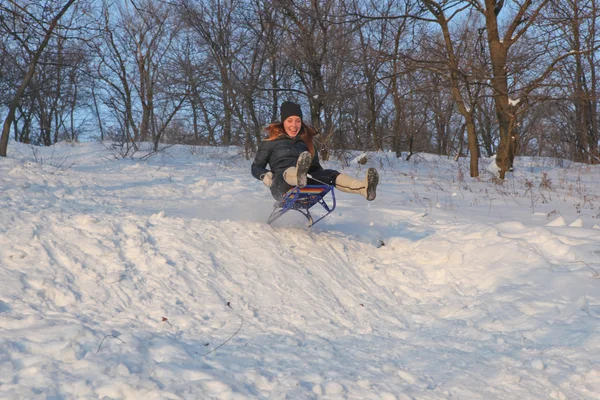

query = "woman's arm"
[251,141,271,180]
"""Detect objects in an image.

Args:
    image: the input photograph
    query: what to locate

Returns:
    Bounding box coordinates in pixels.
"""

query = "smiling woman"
[251,101,379,201]
[281,102,302,138]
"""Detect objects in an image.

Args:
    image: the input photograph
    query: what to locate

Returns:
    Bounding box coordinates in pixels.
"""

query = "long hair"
[264,122,317,156]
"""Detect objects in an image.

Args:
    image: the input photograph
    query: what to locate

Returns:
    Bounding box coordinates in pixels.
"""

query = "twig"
[96,335,126,353]
[566,260,600,278]
[579,261,600,278]
[203,317,244,357]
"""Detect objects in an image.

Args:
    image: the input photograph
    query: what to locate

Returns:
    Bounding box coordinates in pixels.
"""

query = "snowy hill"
[1,142,599,399]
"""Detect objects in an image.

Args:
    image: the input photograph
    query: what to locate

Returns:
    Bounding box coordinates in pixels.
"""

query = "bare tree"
[417,1,487,177]
[274,0,355,159]
[546,0,600,163]
[92,0,140,151]
[180,0,245,146]
[92,0,186,153]
[469,0,552,178]
[353,8,394,151]
[227,0,276,155]
[176,31,216,145]
[0,0,77,157]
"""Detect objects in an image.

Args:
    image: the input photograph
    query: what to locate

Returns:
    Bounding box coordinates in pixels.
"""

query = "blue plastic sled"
[267,185,336,227]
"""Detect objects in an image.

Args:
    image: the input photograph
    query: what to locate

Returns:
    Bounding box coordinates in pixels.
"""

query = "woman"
[251,101,379,201]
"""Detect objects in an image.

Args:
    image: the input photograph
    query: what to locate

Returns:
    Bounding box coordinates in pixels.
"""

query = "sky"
[1,141,599,399]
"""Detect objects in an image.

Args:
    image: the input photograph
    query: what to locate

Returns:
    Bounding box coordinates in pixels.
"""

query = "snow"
[1,142,600,399]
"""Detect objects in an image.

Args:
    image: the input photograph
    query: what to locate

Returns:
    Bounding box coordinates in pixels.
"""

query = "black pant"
[269,169,340,200]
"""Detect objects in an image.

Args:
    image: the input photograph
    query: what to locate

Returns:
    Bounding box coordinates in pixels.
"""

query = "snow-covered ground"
[1,141,599,400]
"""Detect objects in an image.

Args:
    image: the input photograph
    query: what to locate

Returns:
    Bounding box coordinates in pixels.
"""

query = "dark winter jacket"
[251,135,323,180]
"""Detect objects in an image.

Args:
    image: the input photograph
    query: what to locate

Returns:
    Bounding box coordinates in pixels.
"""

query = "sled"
[267,185,336,227]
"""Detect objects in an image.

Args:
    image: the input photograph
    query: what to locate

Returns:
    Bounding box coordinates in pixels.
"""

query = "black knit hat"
[280,101,303,122]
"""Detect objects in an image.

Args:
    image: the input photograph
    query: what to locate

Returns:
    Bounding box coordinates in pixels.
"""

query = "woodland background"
[1,0,599,178]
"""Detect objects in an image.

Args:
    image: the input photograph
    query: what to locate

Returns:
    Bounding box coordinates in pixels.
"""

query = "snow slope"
[1,142,599,399]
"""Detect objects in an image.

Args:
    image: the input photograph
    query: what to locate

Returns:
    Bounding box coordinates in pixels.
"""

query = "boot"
[283,151,312,188]
[335,168,379,201]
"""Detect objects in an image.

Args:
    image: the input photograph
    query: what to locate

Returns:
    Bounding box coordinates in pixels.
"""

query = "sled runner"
[267,185,336,227]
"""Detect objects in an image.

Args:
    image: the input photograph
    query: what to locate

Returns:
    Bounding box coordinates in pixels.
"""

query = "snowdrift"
[1,142,599,399]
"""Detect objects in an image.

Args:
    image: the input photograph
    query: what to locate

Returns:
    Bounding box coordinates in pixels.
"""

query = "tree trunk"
[484,3,512,178]
[422,0,480,176]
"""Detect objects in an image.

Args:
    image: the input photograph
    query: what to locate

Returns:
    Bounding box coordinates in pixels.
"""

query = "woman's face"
[283,116,302,138]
